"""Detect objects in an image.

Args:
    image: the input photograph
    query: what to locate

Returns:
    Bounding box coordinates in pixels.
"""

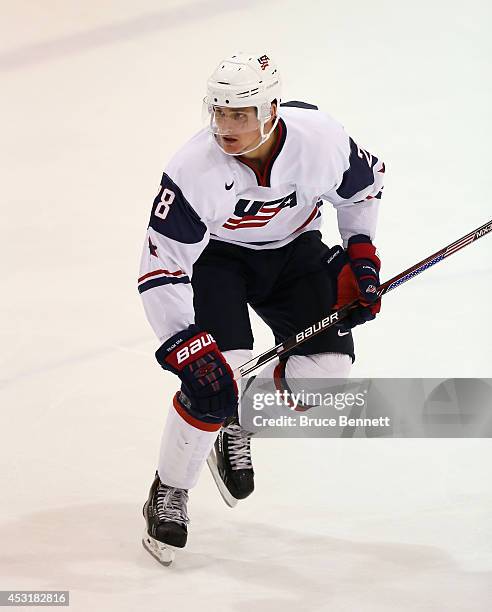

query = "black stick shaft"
[234,219,492,378]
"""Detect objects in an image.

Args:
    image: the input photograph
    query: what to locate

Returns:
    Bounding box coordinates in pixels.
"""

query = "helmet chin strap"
[213,115,279,157]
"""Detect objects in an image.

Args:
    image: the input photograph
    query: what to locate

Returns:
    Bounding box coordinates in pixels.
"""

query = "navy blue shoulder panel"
[149,173,207,244]
[336,138,379,200]
[280,100,319,110]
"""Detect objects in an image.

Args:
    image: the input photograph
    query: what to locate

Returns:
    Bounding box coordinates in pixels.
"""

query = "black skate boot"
[142,472,189,566]
[207,417,254,507]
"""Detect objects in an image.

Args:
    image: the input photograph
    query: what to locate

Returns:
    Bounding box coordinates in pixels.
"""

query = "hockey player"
[139,52,384,564]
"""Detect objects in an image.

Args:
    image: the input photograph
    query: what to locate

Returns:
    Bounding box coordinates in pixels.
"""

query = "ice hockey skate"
[142,472,189,566]
[207,417,254,508]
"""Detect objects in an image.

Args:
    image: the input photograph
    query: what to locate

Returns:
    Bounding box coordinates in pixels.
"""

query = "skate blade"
[206,448,239,508]
[142,529,177,566]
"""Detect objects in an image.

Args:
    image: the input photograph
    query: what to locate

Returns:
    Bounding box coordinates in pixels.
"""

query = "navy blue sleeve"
[336,138,383,201]
[149,173,207,244]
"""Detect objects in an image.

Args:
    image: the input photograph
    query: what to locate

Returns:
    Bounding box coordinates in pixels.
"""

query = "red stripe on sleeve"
[138,268,185,283]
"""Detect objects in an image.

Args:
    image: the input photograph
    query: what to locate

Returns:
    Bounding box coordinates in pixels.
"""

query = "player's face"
[212,106,262,155]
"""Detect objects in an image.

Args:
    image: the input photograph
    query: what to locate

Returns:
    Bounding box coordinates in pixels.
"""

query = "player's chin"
[218,135,242,153]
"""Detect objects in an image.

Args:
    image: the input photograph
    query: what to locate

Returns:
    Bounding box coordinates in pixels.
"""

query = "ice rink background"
[1,1,491,610]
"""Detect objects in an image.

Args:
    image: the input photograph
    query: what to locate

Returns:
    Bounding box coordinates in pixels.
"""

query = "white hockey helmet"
[203,52,282,155]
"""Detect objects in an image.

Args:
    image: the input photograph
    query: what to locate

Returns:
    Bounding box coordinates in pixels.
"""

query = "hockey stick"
[234,218,492,379]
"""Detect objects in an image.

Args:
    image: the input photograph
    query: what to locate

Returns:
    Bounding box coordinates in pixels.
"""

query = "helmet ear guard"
[258,100,276,123]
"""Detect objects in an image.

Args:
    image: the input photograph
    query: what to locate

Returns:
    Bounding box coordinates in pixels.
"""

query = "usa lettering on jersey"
[223,192,298,230]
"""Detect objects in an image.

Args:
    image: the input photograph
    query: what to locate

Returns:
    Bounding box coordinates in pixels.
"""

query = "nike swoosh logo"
[338,329,350,337]
[225,181,234,190]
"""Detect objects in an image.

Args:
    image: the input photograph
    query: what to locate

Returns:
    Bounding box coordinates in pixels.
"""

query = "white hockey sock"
[158,393,221,490]
[284,352,352,379]
[158,350,252,490]
[255,352,352,380]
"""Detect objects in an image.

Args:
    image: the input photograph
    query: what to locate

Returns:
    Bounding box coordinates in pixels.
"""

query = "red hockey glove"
[155,325,238,424]
[325,235,381,330]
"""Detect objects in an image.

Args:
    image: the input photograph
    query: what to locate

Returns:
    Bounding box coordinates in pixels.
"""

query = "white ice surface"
[1,1,491,610]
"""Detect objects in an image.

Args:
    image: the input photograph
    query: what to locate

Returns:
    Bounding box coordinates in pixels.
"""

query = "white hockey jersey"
[138,102,385,343]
